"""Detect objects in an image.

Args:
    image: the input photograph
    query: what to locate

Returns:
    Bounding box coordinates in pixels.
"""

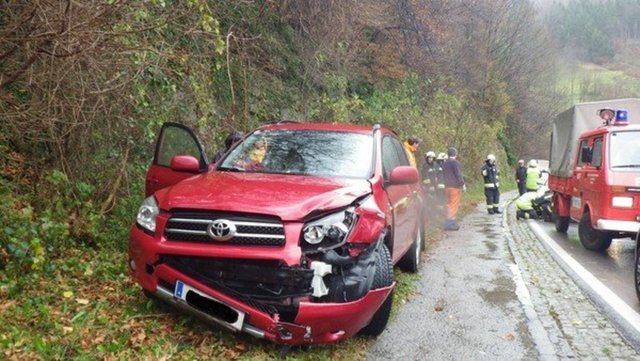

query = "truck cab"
[550,99,640,251]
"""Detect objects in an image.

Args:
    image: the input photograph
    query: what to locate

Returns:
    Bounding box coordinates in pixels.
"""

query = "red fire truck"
[549,99,640,251]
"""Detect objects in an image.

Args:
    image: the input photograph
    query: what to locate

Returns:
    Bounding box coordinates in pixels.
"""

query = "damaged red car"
[128,122,423,345]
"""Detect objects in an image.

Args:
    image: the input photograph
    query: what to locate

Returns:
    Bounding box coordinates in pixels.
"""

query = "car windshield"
[218,129,373,178]
[609,131,640,170]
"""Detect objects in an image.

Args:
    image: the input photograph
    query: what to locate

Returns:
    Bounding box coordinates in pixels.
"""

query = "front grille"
[164,211,285,246]
[160,255,314,319]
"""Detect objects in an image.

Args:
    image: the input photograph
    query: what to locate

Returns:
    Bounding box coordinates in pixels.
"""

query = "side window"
[392,138,410,166]
[382,136,401,180]
[155,124,205,167]
[592,137,603,167]
[576,139,588,167]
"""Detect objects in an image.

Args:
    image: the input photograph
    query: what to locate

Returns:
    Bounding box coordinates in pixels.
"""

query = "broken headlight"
[302,207,357,253]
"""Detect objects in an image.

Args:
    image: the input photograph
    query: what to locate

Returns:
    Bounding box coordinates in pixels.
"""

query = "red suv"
[128,122,423,345]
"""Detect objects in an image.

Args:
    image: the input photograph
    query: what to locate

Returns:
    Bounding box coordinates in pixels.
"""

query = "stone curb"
[503,193,638,359]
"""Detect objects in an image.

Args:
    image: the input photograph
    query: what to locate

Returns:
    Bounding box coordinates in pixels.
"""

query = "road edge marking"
[528,221,640,334]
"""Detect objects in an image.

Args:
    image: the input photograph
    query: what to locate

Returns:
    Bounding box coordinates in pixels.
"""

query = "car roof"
[256,122,395,135]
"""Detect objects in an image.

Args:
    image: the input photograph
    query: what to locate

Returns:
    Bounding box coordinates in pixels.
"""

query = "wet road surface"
[367,204,537,360]
[367,193,640,359]
[534,220,639,312]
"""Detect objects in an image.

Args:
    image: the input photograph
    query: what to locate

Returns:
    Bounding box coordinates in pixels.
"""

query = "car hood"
[155,171,372,221]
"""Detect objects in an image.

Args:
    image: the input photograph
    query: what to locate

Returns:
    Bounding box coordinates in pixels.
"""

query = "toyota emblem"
[207,219,237,241]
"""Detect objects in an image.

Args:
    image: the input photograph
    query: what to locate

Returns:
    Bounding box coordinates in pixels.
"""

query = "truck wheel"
[359,244,393,336]
[555,216,570,233]
[399,227,421,273]
[635,232,640,302]
[578,212,612,251]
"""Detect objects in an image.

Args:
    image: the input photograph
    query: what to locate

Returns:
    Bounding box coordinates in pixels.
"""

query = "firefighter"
[421,151,438,193]
[442,147,465,230]
[481,154,501,214]
[435,152,447,215]
[403,136,421,168]
[515,191,538,220]
[515,159,527,196]
[525,159,541,192]
[421,151,438,224]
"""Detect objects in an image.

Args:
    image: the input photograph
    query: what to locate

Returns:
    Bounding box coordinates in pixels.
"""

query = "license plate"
[174,280,246,331]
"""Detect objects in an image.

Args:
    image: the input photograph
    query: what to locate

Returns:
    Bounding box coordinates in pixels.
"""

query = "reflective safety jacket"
[525,167,541,191]
[515,191,537,211]
[481,161,500,188]
[421,160,441,191]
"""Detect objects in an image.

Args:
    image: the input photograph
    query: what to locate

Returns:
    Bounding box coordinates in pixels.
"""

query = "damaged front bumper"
[129,225,393,345]
[148,265,392,344]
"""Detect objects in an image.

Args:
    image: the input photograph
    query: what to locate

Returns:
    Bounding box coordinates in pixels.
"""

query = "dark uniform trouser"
[517,182,526,196]
[484,187,500,211]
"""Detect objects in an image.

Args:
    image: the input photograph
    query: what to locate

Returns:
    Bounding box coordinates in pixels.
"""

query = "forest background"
[2,0,640,359]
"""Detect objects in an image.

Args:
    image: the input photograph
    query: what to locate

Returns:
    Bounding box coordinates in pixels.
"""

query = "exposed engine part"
[310,261,333,297]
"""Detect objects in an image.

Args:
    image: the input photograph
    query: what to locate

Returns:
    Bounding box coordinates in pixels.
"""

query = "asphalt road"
[535,220,639,312]
[367,194,640,359]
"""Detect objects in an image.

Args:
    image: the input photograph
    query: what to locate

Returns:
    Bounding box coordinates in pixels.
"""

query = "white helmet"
[436,152,448,161]
[528,159,538,167]
[487,154,496,162]
[425,151,436,158]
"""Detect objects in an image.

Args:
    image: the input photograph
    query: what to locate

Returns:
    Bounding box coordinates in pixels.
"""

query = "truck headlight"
[612,196,633,208]
[302,207,356,251]
[136,196,159,232]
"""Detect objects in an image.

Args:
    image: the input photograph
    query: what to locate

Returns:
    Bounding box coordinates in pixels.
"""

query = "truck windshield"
[218,130,373,178]
[609,131,640,169]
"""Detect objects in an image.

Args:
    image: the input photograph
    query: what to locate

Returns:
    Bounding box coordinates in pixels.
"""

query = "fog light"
[129,259,137,271]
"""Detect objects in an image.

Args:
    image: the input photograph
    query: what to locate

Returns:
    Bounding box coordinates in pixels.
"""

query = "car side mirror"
[580,146,592,164]
[170,155,201,173]
[389,166,419,185]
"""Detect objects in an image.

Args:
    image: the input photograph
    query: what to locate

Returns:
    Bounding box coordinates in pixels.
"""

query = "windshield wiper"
[612,164,640,168]
[217,166,245,172]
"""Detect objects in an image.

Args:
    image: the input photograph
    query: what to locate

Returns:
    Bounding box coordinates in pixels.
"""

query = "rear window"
[218,130,373,178]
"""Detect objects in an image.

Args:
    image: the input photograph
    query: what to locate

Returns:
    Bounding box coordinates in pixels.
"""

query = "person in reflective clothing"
[421,151,439,225]
[435,152,447,216]
[481,154,501,214]
[515,191,538,220]
[525,159,541,192]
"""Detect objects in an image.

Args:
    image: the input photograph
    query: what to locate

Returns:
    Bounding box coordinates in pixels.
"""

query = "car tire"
[399,227,421,273]
[635,232,640,302]
[578,211,612,251]
[359,244,393,337]
[555,215,570,233]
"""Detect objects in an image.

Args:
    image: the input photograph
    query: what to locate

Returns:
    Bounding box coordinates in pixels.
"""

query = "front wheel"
[578,212,612,251]
[555,215,570,233]
[359,244,394,336]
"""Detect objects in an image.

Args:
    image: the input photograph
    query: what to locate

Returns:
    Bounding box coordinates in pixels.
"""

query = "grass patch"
[555,60,640,107]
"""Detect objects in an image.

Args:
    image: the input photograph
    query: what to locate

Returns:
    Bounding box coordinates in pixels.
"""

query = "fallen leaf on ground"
[63,291,73,299]
[76,298,89,305]
[501,333,515,341]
